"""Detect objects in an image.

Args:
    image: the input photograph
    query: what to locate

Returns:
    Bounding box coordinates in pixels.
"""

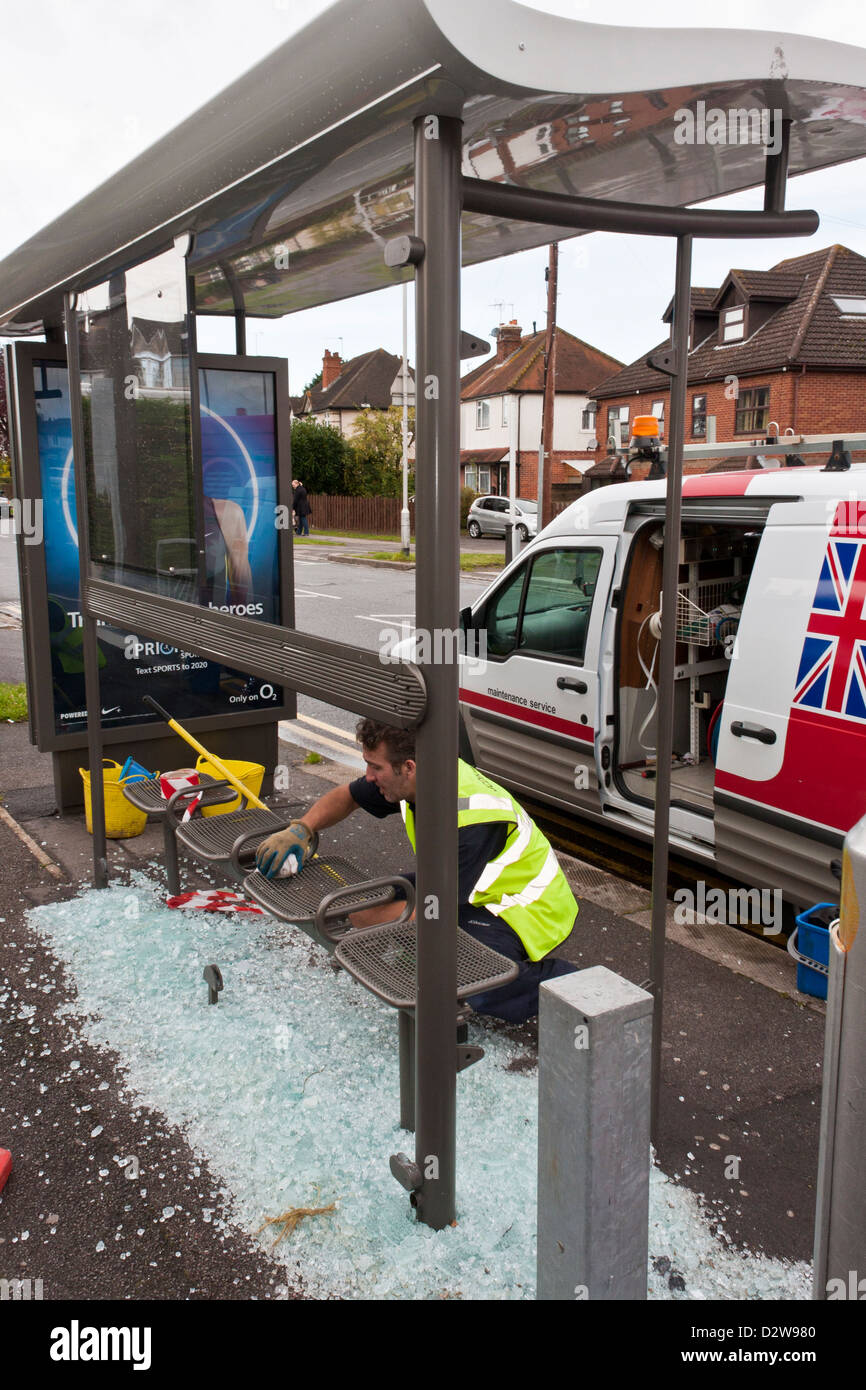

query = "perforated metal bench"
[245,867,519,1131]
[171,798,305,889]
[243,859,401,952]
[121,775,240,893]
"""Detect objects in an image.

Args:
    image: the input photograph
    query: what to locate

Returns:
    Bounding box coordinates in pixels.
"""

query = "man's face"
[363,740,416,802]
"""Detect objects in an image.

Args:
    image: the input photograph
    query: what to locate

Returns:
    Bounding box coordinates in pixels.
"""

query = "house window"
[582,404,597,431]
[501,396,509,427]
[651,400,665,436]
[476,399,490,429]
[721,306,745,343]
[607,405,629,445]
[465,465,477,491]
[735,386,770,434]
[692,394,707,437]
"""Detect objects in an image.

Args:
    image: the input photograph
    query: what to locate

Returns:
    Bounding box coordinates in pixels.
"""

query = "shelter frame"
[62,147,816,1229]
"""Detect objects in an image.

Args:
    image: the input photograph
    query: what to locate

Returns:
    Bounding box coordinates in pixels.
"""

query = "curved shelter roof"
[4,0,866,332]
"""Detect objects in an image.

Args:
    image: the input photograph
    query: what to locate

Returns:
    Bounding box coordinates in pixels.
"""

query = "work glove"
[255,820,319,879]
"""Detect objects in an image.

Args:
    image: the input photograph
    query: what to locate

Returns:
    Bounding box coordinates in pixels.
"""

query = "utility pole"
[400,282,411,555]
[537,242,558,530]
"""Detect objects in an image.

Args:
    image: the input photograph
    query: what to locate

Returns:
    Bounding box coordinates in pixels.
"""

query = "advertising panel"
[9,345,291,749]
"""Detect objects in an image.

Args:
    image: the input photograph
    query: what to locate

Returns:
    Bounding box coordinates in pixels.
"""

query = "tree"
[304,369,323,392]
[289,417,352,494]
[346,406,415,498]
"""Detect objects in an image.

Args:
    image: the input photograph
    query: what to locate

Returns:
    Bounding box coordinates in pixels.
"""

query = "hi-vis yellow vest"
[399,760,578,961]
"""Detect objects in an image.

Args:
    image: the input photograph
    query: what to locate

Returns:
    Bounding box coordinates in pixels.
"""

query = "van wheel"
[467,520,482,538]
[516,524,528,542]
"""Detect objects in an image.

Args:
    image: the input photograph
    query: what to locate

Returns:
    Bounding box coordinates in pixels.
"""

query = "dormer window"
[833,296,866,318]
[721,306,746,343]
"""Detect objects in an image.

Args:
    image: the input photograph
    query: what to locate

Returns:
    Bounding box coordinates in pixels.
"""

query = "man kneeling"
[255,719,579,1023]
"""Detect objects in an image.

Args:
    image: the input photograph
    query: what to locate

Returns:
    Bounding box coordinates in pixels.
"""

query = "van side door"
[460,538,617,811]
[713,502,864,903]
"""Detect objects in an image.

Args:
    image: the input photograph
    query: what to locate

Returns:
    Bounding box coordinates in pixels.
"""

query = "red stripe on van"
[460,687,595,743]
[682,473,756,498]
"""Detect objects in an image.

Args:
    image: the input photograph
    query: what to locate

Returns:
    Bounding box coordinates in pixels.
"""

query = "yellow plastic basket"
[195,754,265,816]
[79,759,148,839]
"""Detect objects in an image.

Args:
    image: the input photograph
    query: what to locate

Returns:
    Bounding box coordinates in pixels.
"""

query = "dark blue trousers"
[458,905,578,1023]
[393,871,577,1024]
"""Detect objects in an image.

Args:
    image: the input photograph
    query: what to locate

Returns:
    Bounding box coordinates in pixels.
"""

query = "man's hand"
[256,820,319,879]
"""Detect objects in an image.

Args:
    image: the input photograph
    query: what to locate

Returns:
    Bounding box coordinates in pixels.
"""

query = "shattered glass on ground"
[27,876,811,1300]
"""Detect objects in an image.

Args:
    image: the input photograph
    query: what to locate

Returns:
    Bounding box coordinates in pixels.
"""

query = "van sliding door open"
[612,515,765,840]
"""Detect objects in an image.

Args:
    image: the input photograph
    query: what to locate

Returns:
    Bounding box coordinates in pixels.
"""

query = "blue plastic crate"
[789,903,836,1000]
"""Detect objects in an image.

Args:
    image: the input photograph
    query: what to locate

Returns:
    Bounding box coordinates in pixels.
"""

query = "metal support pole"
[411,110,461,1230]
[813,815,866,1298]
[508,392,517,506]
[763,118,792,214]
[162,819,181,897]
[647,235,692,1143]
[398,1010,416,1132]
[538,243,558,530]
[65,294,108,889]
[537,967,653,1300]
[235,310,247,356]
[504,392,518,563]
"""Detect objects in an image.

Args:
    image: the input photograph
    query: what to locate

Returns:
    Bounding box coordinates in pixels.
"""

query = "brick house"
[296,347,415,449]
[459,321,622,503]
[589,244,866,479]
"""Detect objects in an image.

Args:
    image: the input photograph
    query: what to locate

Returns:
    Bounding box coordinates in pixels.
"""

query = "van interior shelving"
[615,514,764,814]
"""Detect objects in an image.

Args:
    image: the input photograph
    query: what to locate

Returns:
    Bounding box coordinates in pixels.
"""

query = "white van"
[458,467,866,909]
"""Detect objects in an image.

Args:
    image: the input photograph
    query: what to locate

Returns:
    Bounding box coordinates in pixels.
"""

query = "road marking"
[354,615,415,626]
[295,589,342,600]
[297,712,356,739]
[278,720,365,769]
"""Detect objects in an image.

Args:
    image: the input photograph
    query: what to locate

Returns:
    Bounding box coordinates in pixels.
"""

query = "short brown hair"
[355,719,415,770]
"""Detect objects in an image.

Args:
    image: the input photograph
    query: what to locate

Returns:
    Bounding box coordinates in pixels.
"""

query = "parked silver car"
[466,496,538,541]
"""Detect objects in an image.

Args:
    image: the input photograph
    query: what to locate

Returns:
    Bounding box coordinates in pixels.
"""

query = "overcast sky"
[2,0,866,391]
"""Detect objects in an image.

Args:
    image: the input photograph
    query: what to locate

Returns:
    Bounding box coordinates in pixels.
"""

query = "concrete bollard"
[537,966,653,1301]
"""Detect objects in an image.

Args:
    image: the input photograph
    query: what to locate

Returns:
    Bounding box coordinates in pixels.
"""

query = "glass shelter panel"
[77,246,196,594]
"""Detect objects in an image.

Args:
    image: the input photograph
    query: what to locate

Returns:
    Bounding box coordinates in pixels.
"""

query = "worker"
[255,718,579,1022]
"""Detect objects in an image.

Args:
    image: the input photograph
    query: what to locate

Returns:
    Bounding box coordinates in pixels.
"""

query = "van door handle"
[557,677,588,695]
[731,721,776,745]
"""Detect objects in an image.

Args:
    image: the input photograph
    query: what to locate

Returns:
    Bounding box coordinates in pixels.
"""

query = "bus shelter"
[3,0,866,1233]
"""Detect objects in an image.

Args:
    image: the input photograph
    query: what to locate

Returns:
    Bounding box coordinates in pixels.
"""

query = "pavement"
[0,564,832,1299]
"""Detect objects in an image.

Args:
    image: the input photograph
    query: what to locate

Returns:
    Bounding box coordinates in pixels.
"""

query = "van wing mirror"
[460,605,482,661]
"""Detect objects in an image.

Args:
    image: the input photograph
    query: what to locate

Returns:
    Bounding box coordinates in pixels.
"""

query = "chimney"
[322,348,343,389]
[496,319,522,363]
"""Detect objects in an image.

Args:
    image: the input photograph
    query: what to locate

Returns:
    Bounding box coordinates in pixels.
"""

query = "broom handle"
[143,696,268,810]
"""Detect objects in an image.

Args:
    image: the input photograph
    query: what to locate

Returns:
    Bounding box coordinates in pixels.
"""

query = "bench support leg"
[398,1009,416,1133]
[162,818,181,896]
